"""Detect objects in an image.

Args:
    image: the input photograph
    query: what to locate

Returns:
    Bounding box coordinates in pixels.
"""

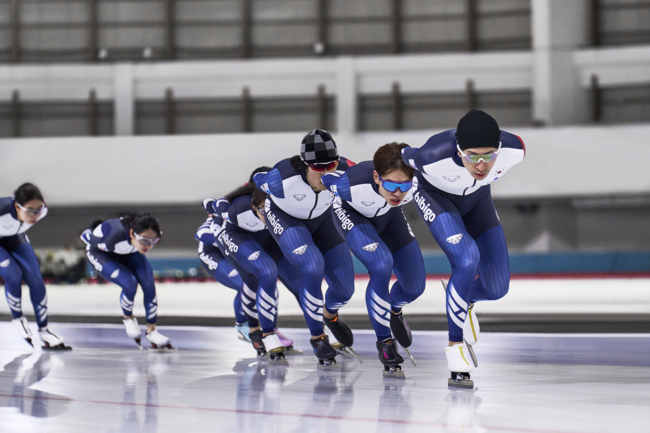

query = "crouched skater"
[402,110,525,388]
[322,143,426,378]
[1,183,71,350]
[196,211,253,341]
[253,130,358,369]
[205,168,303,364]
[81,214,175,351]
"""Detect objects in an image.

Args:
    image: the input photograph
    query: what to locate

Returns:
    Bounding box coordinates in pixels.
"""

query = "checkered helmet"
[300,129,339,164]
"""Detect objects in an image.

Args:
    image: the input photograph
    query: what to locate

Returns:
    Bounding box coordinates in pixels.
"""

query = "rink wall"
[1,124,650,203]
[2,277,650,318]
[101,251,650,279]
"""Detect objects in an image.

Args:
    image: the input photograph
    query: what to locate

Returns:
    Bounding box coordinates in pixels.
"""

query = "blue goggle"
[378,175,412,193]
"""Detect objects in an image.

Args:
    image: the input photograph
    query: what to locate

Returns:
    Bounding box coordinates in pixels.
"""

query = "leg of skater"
[389,238,426,351]
[309,214,356,351]
[1,245,34,347]
[343,222,404,370]
[456,224,511,347]
[86,248,144,348]
[275,224,338,367]
[199,254,249,337]
[127,253,174,350]
[272,243,303,349]
[264,203,339,367]
[10,239,70,350]
[233,238,287,362]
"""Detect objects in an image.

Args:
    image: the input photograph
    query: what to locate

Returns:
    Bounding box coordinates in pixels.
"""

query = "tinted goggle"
[378,175,412,193]
[307,160,338,173]
[457,142,501,164]
[134,232,160,247]
[17,203,46,216]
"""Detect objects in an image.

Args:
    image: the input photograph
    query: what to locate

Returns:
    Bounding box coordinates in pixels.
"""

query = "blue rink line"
[87,251,650,277]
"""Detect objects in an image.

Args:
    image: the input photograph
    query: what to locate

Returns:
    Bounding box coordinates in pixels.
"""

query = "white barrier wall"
[1,124,649,205]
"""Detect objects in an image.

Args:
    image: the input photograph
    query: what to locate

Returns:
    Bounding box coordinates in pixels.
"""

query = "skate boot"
[446,343,477,389]
[249,329,267,357]
[389,310,417,366]
[146,329,176,351]
[323,314,354,347]
[274,328,302,354]
[324,315,361,363]
[123,317,143,349]
[38,328,72,351]
[235,322,251,342]
[262,333,288,365]
[310,335,340,370]
[377,338,405,379]
[389,310,412,347]
[441,279,480,345]
[13,317,34,348]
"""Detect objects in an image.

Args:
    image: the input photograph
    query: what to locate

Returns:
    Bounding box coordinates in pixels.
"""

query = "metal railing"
[0,0,531,63]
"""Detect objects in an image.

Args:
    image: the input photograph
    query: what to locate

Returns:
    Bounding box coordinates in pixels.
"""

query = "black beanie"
[455,110,501,150]
[300,129,339,164]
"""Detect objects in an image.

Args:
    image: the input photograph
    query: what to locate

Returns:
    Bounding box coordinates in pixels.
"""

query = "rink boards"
[1,277,649,319]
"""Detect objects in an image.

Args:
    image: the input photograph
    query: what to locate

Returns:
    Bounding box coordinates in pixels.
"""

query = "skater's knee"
[364,250,393,276]
[1,269,22,288]
[300,257,324,282]
[406,274,426,298]
[455,247,480,276]
[489,277,510,300]
[255,264,278,288]
[119,276,138,297]
[336,280,356,302]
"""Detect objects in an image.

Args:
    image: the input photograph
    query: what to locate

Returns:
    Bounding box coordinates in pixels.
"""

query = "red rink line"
[353,272,650,282]
[0,392,595,433]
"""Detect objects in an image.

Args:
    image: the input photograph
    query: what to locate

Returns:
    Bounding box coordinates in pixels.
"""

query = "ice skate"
[38,328,72,351]
[274,328,302,355]
[323,314,354,347]
[397,340,417,367]
[146,329,177,351]
[390,310,413,348]
[325,327,362,363]
[446,343,476,389]
[262,333,289,365]
[441,279,480,345]
[249,329,268,357]
[235,322,251,342]
[13,316,34,348]
[377,338,405,379]
[123,317,143,349]
[310,335,340,370]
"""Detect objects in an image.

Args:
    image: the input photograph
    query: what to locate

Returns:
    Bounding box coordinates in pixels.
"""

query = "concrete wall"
[1,124,649,205]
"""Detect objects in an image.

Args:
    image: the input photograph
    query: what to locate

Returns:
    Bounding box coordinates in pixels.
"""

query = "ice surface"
[0,323,648,433]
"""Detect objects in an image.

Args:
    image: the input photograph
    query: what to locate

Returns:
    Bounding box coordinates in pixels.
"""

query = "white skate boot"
[235,322,251,342]
[123,317,143,349]
[146,329,176,351]
[446,343,476,389]
[441,279,480,345]
[13,316,34,348]
[262,333,288,365]
[38,328,72,351]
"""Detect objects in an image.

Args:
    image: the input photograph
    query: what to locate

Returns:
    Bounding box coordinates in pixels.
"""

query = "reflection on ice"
[0,324,648,433]
[0,351,70,418]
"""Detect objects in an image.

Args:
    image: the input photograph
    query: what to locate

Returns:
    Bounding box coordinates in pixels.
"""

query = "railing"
[0,0,531,64]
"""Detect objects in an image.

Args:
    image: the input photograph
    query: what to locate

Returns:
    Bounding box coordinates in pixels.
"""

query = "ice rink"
[1,322,648,433]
